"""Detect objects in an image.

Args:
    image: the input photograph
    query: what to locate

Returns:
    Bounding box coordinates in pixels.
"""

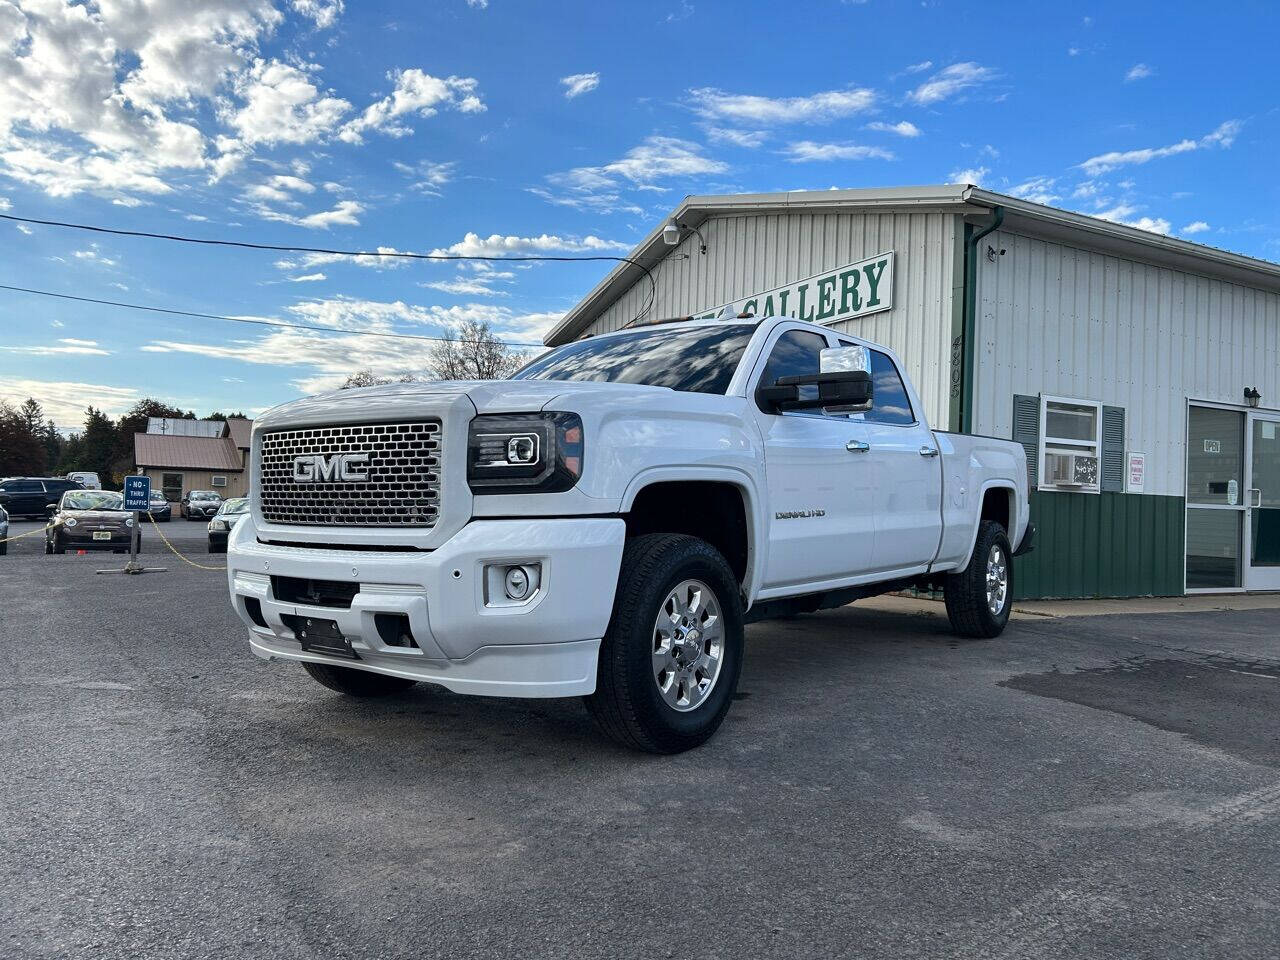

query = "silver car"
[0,504,8,556]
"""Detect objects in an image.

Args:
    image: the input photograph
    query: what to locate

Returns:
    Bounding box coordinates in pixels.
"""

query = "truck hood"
[256,378,685,426]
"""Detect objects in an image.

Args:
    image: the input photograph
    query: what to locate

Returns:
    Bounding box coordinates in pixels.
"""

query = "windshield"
[219,498,250,515]
[190,491,220,500]
[512,324,757,395]
[63,490,124,511]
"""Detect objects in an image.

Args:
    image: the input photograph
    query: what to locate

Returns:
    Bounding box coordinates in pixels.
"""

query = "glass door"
[1185,405,1245,591]
[1245,412,1280,591]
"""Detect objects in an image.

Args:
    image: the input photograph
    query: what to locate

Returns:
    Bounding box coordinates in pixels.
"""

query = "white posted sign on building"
[696,251,894,325]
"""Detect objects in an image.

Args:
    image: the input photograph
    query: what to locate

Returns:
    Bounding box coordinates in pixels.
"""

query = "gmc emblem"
[292,452,369,483]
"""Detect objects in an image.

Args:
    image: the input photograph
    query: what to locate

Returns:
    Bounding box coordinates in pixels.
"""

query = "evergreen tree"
[0,400,47,476]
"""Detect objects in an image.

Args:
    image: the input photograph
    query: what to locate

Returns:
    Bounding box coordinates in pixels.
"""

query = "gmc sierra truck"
[227,313,1034,753]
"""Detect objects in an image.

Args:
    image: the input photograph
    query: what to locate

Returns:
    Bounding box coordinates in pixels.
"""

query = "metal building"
[547,185,1280,599]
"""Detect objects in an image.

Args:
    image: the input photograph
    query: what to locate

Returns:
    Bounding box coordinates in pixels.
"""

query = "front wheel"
[585,534,744,754]
[943,520,1013,638]
[302,662,419,697]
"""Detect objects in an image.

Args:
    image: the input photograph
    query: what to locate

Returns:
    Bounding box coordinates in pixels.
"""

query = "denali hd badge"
[292,452,369,483]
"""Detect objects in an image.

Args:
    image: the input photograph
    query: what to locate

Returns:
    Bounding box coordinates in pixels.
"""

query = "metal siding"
[583,210,960,428]
[974,229,1280,497]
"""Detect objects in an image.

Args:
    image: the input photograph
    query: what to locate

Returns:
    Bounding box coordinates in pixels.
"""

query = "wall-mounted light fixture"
[1244,386,1262,408]
[661,219,707,254]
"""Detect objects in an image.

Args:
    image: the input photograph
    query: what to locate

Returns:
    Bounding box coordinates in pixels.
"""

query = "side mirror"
[46,503,57,515]
[758,345,874,412]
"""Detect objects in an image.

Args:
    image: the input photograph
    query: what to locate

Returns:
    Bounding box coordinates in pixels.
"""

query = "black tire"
[301,662,419,697]
[0,541,7,556]
[585,533,744,754]
[51,534,65,555]
[943,520,1013,638]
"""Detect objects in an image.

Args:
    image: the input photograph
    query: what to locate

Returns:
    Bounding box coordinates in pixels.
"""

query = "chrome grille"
[259,421,441,527]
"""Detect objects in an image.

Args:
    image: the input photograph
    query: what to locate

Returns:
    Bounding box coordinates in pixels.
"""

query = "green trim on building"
[1013,491,1185,600]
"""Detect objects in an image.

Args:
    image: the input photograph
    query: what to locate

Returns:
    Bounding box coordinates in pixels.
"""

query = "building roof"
[545,183,1280,346]
[134,433,244,471]
[226,417,252,449]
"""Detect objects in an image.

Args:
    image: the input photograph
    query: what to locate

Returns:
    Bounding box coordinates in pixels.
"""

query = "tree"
[0,400,46,476]
[428,319,526,381]
[79,407,119,488]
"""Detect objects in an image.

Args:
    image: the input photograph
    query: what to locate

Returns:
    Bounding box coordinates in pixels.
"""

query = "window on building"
[1039,396,1102,492]
[211,475,227,488]
[161,473,183,501]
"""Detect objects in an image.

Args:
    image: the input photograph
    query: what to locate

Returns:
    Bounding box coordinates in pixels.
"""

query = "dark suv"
[0,477,84,518]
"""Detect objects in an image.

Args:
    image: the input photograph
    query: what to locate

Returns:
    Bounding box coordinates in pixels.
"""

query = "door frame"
[1244,408,1280,591]
[1184,398,1280,594]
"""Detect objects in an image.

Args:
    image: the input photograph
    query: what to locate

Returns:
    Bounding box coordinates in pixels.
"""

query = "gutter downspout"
[960,205,1004,433]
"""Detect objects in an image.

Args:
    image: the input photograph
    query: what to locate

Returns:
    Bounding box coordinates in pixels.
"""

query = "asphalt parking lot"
[2,538,1279,960]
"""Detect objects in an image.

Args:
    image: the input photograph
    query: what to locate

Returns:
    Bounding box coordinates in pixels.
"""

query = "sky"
[1,0,1278,429]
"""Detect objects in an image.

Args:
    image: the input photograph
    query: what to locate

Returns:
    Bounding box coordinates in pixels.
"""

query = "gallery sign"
[696,251,895,325]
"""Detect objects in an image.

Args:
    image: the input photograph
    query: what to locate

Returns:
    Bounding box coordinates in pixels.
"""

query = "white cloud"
[904,60,933,73]
[258,199,364,229]
[338,68,484,144]
[429,232,629,257]
[1079,120,1243,175]
[139,297,555,393]
[226,59,352,147]
[1072,180,1101,199]
[0,377,139,428]
[421,278,510,297]
[1,338,111,357]
[948,166,990,186]
[287,272,327,282]
[866,120,921,138]
[275,246,408,271]
[1008,176,1060,205]
[706,127,766,148]
[393,159,456,196]
[537,136,726,213]
[1094,204,1171,235]
[908,62,996,105]
[783,141,895,163]
[291,0,343,29]
[561,72,600,99]
[689,86,877,124]
[1124,63,1154,82]
[1181,221,1210,235]
[466,0,488,7]
[72,244,118,266]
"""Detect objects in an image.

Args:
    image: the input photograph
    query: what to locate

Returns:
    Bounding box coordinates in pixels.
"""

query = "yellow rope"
[0,517,65,543]
[145,512,228,571]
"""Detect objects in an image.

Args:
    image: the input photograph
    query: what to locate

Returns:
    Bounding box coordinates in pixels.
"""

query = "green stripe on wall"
[1013,491,1185,599]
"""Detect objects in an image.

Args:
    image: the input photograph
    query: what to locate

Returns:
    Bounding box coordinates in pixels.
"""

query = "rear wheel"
[943,520,1013,638]
[51,534,65,555]
[585,533,744,754]
[302,662,419,697]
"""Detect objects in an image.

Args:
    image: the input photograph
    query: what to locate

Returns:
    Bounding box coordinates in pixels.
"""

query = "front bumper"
[60,530,134,550]
[226,515,626,698]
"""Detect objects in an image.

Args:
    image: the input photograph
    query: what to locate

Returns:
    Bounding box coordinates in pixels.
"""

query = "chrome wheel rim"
[986,544,1008,616]
[652,579,725,713]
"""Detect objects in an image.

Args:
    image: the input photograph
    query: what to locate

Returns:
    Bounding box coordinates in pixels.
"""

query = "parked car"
[146,489,172,522]
[207,497,249,553]
[0,504,8,556]
[45,489,140,555]
[180,489,223,520]
[65,471,102,490]
[226,313,1033,753]
[0,477,84,519]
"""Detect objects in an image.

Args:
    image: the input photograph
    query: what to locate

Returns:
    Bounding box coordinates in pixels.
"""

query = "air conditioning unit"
[1045,452,1099,487]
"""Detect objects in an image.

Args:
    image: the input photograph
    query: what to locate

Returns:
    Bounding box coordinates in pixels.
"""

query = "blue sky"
[1,0,1277,428]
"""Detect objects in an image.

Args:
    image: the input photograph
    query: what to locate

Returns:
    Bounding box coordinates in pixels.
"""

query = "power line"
[0,283,545,348]
[0,211,657,324]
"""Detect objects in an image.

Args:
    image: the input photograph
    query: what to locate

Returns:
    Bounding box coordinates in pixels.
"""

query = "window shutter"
[1012,394,1040,487]
[1101,405,1125,492]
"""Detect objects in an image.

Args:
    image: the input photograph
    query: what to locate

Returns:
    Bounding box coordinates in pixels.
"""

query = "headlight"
[209,519,226,532]
[64,517,77,527]
[125,517,134,527]
[467,412,584,494]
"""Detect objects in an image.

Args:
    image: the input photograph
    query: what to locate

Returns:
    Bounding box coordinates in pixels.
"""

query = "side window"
[11,480,42,492]
[758,330,828,409]
[836,345,915,425]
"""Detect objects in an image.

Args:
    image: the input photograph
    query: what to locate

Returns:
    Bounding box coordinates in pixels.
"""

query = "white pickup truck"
[227,314,1034,752]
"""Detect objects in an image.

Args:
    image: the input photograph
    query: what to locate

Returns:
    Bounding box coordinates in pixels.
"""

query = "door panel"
[758,413,877,589]
[865,421,943,572]
[1246,414,1280,590]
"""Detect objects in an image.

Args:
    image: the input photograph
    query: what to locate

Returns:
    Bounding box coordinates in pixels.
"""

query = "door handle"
[919,446,940,457]
[846,440,870,453]
[1248,488,1263,508]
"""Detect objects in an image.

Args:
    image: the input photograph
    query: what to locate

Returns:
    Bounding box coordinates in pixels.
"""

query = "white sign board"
[697,251,894,325]
[1126,452,1145,493]
[1204,439,1222,454]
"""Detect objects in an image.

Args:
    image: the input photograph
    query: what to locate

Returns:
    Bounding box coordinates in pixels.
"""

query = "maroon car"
[45,489,141,555]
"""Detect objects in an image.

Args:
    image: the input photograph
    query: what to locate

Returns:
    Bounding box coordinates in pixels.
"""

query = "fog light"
[506,434,538,464]
[504,565,532,600]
